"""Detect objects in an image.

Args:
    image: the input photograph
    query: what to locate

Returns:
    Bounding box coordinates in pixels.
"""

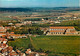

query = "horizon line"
[0,6,79,8]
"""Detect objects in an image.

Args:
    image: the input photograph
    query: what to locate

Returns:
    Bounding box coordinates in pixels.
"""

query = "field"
[8,36,80,55]
[0,17,12,20]
[8,38,30,51]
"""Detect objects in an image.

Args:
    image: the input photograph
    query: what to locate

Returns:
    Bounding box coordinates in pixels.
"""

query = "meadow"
[8,38,30,52]
[31,36,80,54]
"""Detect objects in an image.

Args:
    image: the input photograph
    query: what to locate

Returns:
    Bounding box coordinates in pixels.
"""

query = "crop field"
[0,17,12,20]
[31,36,80,54]
[8,35,80,55]
[8,38,30,49]
[0,12,32,16]
[0,12,50,16]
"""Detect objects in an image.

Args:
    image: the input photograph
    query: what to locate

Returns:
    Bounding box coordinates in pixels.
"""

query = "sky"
[0,0,79,8]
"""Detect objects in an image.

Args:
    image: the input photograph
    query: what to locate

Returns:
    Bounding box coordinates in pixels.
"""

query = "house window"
[58,32,60,34]
[51,32,53,34]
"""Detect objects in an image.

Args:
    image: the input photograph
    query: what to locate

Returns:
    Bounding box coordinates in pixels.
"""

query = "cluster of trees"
[24,18,42,21]
[8,27,43,35]
[24,18,49,21]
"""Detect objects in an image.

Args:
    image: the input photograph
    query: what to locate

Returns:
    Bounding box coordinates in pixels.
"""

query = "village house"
[0,44,8,51]
[40,27,49,34]
[25,49,47,56]
[0,33,6,37]
[0,26,7,33]
[0,37,21,56]
[0,38,8,51]
[1,48,8,55]
[8,50,19,56]
[47,27,78,35]
[5,26,11,30]
[16,49,26,56]
[26,49,40,56]
[8,23,14,25]
[10,34,27,39]
[7,32,27,39]
[0,38,7,44]
[0,53,5,56]
[54,21,61,24]
[25,49,32,54]
[1,46,20,56]
[7,46,13,52]
[15,23,24,27]
[22,21,32,25]
[19,53,26,56]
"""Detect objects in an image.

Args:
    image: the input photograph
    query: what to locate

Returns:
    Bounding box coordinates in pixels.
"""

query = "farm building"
[47,27,78,35]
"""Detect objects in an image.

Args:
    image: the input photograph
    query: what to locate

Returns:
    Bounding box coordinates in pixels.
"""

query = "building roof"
[50,27,75,29]
[10,32,14,34]
[1,48,7,53]
[66,30,77,34]
[16,49,21,53]
[0,29,6,32]
[9,52,19,56]
[0,38,7,41]
[50,30,65,32]
[7,46,13,51]
[0,44,7,48]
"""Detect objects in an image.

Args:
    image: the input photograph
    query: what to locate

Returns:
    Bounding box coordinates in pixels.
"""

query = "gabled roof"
[0,44,7,48]
[9,52,19,56]
[0,38,7,41]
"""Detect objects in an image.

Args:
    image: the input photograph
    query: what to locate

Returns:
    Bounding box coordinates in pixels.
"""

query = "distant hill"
[0,7,80,12]
[0,8,32,12]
